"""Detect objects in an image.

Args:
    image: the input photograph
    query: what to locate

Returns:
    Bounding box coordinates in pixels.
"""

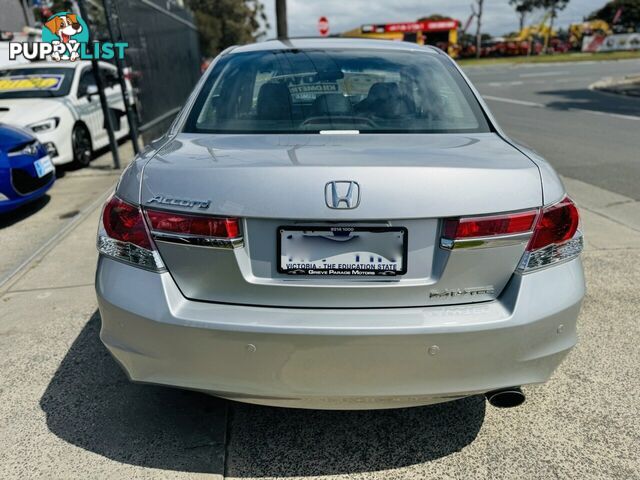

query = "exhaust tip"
[485,387,525,408]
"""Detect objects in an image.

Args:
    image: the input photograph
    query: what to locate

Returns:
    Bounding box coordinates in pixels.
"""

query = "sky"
[261,0,605,38]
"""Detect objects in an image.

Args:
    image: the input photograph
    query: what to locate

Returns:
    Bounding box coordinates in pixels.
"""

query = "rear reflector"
[146,209,240,238]
[97,195,164,271]
[443,210,537,240]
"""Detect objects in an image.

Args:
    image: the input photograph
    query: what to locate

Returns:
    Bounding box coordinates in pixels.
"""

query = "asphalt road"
[465,59,640,200]
[0,59,639,480]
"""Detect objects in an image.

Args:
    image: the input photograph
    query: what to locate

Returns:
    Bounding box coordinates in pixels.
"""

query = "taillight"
[97,195,164,271]
[518,196,583,272]
[146,210,240,238]
[440,197,583,272]
[441,209,538,250]
[103,196,152,249]
[442,210,537,241]
[527,197,579,250]
[145,209,243,248]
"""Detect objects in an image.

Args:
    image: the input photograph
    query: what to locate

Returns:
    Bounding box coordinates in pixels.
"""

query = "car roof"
[229,37,442,55]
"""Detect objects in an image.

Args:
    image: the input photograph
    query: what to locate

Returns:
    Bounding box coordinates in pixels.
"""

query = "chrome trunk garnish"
[440,232,532,250]
[151,230,243,249]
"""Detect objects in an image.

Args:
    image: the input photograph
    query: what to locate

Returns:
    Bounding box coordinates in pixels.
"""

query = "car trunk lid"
[140,132,542,308]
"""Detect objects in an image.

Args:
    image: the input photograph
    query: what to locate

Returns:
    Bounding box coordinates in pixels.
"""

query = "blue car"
[0,124,55,214]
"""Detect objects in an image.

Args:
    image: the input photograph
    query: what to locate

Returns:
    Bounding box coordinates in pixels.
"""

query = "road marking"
[483,95,640,121]
[486,81,524,87]
[555,78,587,83]
[568,108,640,121]
[482,95,545,107]
[519,71,569,78]
[480,77,595,87]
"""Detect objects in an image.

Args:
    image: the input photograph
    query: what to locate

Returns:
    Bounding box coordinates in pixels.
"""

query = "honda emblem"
[325,181,360,209]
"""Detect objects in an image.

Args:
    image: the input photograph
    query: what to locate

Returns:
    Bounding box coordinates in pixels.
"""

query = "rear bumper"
[96,256,584,409]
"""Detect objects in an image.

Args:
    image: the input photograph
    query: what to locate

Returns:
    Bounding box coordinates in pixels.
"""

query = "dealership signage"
[361,20,459,34]
[582,33,640,52]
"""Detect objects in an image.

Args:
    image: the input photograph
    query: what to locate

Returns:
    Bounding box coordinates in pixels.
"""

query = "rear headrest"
[257,82,292,120]
[368,82,401,101]
[364,81,415,118]
[312,93,353,116]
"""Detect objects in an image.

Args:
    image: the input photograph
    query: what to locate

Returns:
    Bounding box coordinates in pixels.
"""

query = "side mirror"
[86,85,99,100]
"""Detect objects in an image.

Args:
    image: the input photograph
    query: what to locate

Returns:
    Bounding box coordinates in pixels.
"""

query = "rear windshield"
[184,48,491,134]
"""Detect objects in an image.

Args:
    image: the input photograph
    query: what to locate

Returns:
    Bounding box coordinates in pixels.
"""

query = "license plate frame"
[277,225,408,277]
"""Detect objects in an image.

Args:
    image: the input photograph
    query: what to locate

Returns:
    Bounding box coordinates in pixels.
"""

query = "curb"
[590,76,640,98]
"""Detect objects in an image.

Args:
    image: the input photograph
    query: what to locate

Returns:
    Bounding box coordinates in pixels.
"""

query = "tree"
[33,0,73,23]
[186,0,269,57]
[587,0,640,28]
[509,0,538,31]
[533,0,570,52]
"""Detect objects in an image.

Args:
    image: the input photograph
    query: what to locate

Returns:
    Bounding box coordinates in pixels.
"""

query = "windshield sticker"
[0,74,64,92]
[289,83,338,95]
[289,83,339,101]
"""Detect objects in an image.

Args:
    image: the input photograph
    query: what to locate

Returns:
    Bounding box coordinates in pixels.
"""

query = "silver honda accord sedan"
[96,38,585,410]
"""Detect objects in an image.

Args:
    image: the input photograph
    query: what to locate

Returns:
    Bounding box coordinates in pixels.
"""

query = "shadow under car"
[40,310,486,476]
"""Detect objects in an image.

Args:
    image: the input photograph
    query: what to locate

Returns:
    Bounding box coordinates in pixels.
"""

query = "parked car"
[96,39,585,410]
[0,61,130,168]
[0,123,55,214]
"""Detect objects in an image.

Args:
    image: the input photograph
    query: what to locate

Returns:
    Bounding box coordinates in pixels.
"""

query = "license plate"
[34,156,54,178]
[278,226,407,277]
